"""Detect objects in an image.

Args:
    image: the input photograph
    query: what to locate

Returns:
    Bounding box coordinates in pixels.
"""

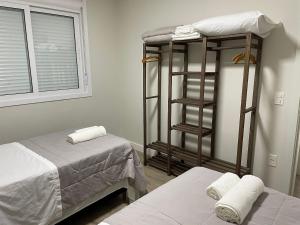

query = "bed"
[0,130,147,225]
[100,167,300,225]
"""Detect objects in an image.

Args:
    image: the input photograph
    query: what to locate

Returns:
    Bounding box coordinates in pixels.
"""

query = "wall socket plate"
[274,91,285,106]
[268,154,278,167]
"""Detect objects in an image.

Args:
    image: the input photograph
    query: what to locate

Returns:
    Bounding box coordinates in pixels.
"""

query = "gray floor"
[57,165,174,225]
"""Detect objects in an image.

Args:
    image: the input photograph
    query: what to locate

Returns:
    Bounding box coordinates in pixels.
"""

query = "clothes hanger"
[142,56,160,63]
[232,52,256,64]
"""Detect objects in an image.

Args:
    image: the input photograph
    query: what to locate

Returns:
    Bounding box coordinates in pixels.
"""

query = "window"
[31,12,79,92]
[0,7,32,96]
[0,2,91,107]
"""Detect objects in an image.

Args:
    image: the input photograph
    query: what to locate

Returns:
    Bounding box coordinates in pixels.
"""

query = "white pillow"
[192,11,278,38]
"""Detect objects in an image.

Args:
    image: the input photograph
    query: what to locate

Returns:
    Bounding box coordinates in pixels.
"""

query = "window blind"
[31,12,79,92]
[0,7,32,96]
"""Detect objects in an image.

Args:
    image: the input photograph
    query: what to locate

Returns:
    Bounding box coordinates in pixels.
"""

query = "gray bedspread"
[20,130,147,212]
[103,167,300,225]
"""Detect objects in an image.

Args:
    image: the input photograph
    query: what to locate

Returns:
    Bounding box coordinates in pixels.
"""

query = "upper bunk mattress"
[20,130,147,212]
[102,167,300,225]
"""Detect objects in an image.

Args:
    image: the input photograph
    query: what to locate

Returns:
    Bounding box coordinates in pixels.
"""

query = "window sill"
[0,90,92,108]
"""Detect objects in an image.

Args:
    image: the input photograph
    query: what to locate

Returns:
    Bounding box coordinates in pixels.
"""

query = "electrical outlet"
[268,154,278,167]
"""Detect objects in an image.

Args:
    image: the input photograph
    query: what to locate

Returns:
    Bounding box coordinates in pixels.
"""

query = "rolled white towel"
[206,172,240,200]
[172,32,201,41]
[175,24,195,35]
[67,126,107,144]
[215,175,264,224]
[75,126,99,133]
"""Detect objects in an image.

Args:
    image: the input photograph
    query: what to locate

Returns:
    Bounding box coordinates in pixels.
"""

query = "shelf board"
[172,123,212,136]
[144,33,262,47]
[147,154,193,176]
[171,98,215,107]
[172,71,216,78]
[146,49,186,54]
[172,38,203,44]
[148,141,209,164]
[147,153,250,177]
[208,43,259,51]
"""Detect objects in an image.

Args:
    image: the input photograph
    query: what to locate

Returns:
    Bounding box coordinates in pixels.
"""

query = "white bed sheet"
[0,142,62,225]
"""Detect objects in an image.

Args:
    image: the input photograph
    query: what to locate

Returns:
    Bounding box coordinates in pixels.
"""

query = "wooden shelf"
[147,150,250,177]
[208,43,259,51]
[144,33,262,47]
[146,49,186,54]
[143,33,263,176]
[171,98,215,107]
[172,123,212,136]
[148,141,209,164]
[172,71,216,78]
[148,154,192,176]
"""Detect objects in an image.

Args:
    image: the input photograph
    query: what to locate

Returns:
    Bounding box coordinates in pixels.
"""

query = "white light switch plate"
[274,91,285,106]
[268,154,278,167]
[274,98,284,105]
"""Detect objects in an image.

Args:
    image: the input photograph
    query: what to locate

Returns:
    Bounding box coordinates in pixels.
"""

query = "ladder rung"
[208,44,259,51]
[244,106,256,113]
[172,72,216,77]
[142,56,159,63]
[146,95,159,100]
[146,49,186,54]
[171,98,215,107]
[172,123,212,136]
[146,50,161,54]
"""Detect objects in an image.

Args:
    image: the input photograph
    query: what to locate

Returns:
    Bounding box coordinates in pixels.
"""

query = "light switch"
[274,97,284,105]
[268,154,278,167]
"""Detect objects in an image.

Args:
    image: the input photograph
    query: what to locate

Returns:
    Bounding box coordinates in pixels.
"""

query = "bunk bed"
[143,32,263,176]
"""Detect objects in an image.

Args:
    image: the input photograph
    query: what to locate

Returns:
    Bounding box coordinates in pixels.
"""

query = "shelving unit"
[143,33,263,177]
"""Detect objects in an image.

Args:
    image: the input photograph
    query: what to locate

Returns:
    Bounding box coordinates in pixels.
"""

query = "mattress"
[20,130,147,213]
[102,167,300,225]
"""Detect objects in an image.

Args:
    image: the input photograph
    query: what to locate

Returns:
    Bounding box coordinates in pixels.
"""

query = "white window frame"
[0,0,92,108]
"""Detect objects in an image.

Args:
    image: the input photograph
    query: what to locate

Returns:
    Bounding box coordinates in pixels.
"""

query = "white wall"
[0,0,121,143]
[114,0,300,193]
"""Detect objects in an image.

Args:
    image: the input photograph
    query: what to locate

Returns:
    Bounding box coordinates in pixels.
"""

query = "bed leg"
[122,189,129,204]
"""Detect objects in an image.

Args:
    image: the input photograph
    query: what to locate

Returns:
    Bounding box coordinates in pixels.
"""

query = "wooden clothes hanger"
[142,56,160,63]
[232,52,256,64]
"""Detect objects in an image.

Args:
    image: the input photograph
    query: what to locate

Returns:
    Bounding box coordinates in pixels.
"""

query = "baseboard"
[130,142,143,153]
[130,141,156,158]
